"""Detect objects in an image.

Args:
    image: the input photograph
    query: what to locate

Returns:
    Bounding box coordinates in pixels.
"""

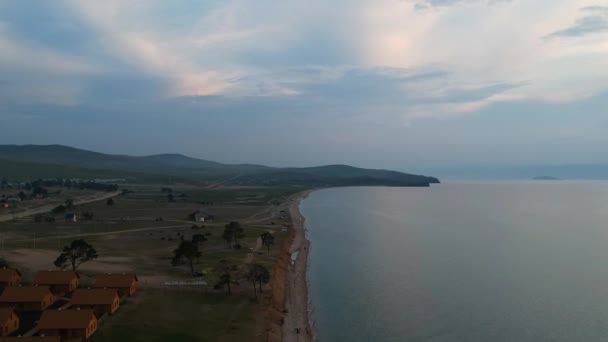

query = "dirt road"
[0,191,120,223]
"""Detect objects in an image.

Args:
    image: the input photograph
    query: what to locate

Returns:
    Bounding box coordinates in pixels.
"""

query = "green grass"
[90,289,266,342]
[189,186,308,205]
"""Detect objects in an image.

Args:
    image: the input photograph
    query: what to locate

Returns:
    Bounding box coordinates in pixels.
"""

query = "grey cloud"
[413,0,510,10]
[280,67,451,104]
[546,6,608,38]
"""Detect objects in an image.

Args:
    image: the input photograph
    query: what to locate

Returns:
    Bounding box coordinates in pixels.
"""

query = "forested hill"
[0,145,440,186]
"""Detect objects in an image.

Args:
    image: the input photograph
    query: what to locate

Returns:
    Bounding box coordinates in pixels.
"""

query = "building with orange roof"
[94,273,137,297]
[33,271,79,296]
[0,337,62,342]
[0,269,21,289]
[0,308,18,336]
[71,289,120,317]
[0,286,56,311]
[38,309,97,340]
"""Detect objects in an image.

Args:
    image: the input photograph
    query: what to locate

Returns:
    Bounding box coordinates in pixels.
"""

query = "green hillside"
[0,145,440,186]
[0,159,176,183]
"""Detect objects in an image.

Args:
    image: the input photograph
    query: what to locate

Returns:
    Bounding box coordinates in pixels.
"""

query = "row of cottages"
[0,271,137,341]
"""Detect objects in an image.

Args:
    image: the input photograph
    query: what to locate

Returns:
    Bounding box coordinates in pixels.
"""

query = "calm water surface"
[301,181,608,341]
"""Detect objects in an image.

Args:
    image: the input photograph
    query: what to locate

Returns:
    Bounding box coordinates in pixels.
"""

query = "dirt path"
[245,237,263,264]
[6,224,191,243]
[0,191,120,223]
[283,191,313,342]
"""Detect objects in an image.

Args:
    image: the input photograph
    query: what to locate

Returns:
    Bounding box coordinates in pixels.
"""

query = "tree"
[221,229,234,248]
[224,222,244,247]
[192,234,207,245]
[17,191,26,201]
[215,260,238,295]
[54,239,98,270]
[106,198,115,206]
[65,199,74,210]
[0,257,9,268]
[260,232,275,252]
[52,205,67,214]
[167,193,175,202]
[32,186,48,197]
[0,177,7,189]
[171,240,201,274]
[82,212,94,220]
[245,263,271,299]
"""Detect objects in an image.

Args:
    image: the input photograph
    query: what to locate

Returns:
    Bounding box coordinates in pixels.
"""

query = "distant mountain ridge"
[0,144,439,186]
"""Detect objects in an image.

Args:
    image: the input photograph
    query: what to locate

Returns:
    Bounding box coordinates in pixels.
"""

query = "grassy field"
[0,183,293,341]
[92,289,267,342]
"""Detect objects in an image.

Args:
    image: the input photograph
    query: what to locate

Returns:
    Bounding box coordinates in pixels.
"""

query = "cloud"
[413,0,511,10]
[546,5,608,38]
[1,0,607,126]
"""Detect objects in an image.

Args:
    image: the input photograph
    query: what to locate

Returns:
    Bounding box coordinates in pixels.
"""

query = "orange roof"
[34,271,79,285]
[38,309,96,329]
[0,268,21,282]
[0,308,15,324]
[71,289,119,305]
[0,337,62,342]
[0,286,53,303]
[95,273,137,288]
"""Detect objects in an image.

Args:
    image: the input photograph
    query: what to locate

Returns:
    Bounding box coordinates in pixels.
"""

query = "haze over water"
[302,182,608,341]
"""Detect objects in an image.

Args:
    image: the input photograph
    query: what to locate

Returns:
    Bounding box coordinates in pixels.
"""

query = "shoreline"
[282,189,315,342]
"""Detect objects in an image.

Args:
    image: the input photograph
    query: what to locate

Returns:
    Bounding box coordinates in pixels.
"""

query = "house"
[0,286,56,311]
[188,210,215,223]
[0,308,19,337]
[64,213,76,222]
[0,337,61,342]
[71,289,120,317]
[94,273,138,297]
[0,269,21,289]
[38,309,98,341]
[33,271,80,296]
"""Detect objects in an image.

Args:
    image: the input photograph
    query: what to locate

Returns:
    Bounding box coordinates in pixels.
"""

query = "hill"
[0,158,179,183]
[533,176,561,181]
[0,145,439,186]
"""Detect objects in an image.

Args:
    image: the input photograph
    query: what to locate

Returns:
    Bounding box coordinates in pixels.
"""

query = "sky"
[1,0,607,175]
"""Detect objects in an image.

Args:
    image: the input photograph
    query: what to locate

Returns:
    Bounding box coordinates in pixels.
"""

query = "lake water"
[301,182,608,341]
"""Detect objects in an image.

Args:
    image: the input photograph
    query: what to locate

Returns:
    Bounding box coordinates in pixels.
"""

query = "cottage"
[94,273,138,297]
[0,308,19,337]
[64,213,76,222]
[188,210,215,223]
[38,309,98,341]
[33,271,80,296]
[0,269,21,289]
[71,289,120,317]
[0,337,61,342]
[0,286,56,311]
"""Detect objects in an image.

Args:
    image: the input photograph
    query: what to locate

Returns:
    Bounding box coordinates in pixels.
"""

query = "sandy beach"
[282,190,314,342]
